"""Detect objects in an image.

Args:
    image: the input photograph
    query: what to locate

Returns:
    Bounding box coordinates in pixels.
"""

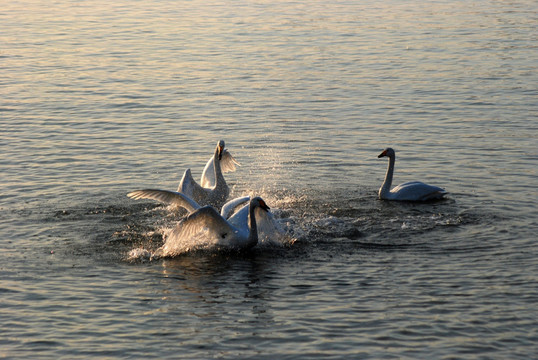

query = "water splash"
[126,204,296,261]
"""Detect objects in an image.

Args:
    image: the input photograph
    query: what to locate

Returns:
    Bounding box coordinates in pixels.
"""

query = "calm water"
[1,0,537,358]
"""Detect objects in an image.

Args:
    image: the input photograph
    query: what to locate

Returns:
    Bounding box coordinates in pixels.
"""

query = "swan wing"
[178,168,196,195]
[182,206,236,237]
[161,206,239,256]
[226,203,250,229]
[253,207,287,246]
[220,149,240,172]
[178,168,209,204]
[220,195,250,218]
[200,149,239,188]
[127,189,201,213]
[391,181,448,201]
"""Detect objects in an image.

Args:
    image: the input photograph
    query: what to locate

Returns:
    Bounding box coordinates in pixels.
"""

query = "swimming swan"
[161,197,270,255]
[178,140,232,208]
[377,147,447,202]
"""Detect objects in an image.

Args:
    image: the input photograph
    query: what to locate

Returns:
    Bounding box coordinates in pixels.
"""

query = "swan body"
[377,147,447,202]
[177,140,231,208]
[162,197,270,255]
[224,197,284,247]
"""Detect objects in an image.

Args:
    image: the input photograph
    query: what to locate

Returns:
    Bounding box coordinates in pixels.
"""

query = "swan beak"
[259,200,270,211]
[218,145,224,160]
[378,150,387,158]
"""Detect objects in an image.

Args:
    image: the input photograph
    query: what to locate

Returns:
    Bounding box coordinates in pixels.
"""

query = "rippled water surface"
[1,0,537,358]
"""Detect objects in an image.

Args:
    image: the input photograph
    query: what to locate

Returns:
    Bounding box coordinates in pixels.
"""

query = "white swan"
[377,147,448,202]
[177,140,232,208]
[161,197,270,255]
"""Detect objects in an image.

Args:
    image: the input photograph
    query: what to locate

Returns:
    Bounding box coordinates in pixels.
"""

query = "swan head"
[251,197,270,212]
[217,140,225,160]
[378,147,395,158]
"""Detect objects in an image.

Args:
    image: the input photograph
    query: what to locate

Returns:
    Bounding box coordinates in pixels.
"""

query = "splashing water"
[127,203,295,261]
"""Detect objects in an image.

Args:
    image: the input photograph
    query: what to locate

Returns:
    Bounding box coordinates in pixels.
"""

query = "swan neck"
[246,205,259,248]
[213,148,226,188]
[380,154,395,198]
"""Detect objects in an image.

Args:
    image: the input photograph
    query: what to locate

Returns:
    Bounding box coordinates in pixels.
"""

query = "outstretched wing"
[254,207,288,246]
[221,149,240,172]
[184,206,235,234]
[161,206,236,256]
[127,189,201,213]
[178,168,208,203]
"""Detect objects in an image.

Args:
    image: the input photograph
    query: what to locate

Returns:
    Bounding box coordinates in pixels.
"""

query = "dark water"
[1,0,537,358]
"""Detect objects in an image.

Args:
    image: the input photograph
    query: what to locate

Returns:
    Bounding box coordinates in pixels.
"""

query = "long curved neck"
[246,205,259,249]
[380,154,395,198]
[212,147,226,190]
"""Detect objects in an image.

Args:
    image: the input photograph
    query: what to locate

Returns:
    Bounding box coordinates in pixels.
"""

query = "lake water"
[1,0,537,358]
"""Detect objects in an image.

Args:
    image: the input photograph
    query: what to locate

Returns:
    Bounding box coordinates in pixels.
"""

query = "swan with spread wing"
[128,189,269,254]
[161,197,270,255]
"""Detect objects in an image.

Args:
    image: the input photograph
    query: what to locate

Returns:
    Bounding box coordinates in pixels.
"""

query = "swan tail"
[420,189,448,202]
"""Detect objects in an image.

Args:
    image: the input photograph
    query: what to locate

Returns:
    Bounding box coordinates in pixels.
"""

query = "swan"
[128,190,290,258]
[161,197,270,255]
[377,147,448,202]
[177,140,232,208]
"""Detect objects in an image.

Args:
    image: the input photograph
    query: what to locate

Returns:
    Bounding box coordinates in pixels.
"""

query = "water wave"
[41,186,488,264]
